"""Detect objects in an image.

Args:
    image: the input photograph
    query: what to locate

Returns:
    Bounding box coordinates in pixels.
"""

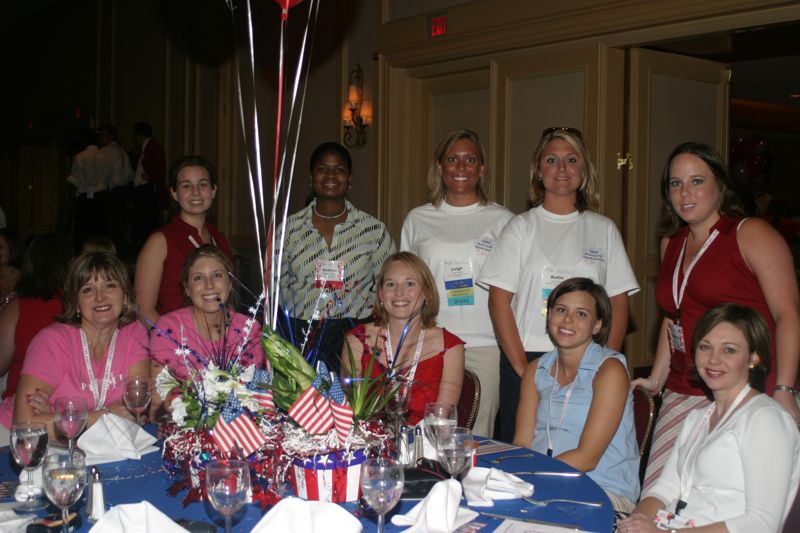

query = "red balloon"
[275,0,304,9]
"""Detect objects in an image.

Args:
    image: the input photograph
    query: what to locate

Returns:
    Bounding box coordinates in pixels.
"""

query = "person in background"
[0,228,20,312]
[68,129,112,252]
[131,121,167,248]
[149,245,264,419]
[341,252,465,425]
[633,142,800,493]
[278,142,395,373]
[81,235,117,256]
[620,304,800,533]
[135,155,233,326]
[98,124,133,248]
[480,127,639,441]
[0,234,73,412]
[401,129,512,437]
[513,277,639,512]
[4,252,149,440]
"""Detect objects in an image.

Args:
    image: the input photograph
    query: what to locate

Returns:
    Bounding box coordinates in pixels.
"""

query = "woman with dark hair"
[633,142,800,492]
[135,155,234,325]
[149,245,264,417]
[621,304,800,533]
[480,127,639,441]
[401,129,513,437]
[0,252,150,439]
[513,277,639,512]
[279,142,395,372]
[0,234,74,402]
[341,252,465,425]
[0,228,20,311]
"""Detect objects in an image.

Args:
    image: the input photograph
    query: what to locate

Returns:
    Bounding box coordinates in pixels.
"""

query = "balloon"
[275,0,304,9]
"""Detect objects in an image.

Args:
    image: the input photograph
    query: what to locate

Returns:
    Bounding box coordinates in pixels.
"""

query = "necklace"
[313,204,347,219]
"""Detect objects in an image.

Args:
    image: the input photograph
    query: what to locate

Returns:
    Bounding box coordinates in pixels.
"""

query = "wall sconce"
[343,63,371,148]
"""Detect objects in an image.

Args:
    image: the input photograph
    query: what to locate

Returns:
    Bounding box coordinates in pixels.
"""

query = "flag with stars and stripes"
[248,369,275,412]
[212,392,266,456]
[289,370,334,435]
[328,374,354,445]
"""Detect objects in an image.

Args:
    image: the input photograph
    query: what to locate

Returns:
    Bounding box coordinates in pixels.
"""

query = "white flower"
[201,364,248,401]
[156,367,179,400]
[170,396,188,426]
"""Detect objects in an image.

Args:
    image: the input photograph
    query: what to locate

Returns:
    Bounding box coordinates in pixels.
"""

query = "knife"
[478,512,580,529]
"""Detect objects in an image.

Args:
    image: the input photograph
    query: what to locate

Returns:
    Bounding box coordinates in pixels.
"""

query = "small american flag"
[328,375,354,445]
[289,372,334,435]
[213,392,266,456]
[248,369,275,412]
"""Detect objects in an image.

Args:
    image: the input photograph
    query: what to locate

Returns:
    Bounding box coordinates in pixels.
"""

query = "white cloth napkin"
[0,505,36,533]
[461,467,534,507]
[88,501,186,532]
[251,497,362,533]
[77,413,158,465]
[391,479,478,532]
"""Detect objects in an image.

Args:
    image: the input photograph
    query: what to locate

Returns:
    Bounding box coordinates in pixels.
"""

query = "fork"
[522,496,603,507]
[488,453,535,464]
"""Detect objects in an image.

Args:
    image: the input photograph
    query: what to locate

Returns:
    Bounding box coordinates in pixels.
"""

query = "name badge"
[540,267,573,316]
[315,260,344,289]
[654,509,695,529]
[443,259,474,306]
[668,322,686,353]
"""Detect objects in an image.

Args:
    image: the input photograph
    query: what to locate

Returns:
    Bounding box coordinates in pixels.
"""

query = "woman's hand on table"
[25,388,52,415]
[617,513,661,532]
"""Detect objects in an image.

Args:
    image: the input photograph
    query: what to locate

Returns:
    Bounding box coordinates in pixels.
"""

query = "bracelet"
[648,375,661,389]
[774,384,799,398]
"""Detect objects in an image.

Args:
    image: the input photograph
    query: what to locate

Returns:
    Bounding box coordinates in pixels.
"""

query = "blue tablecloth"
[1,438,613,532]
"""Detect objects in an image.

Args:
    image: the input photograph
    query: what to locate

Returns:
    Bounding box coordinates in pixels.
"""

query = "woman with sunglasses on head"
[620,304,800,533]
[480,127,639,442]
[633,142,800,493]
[401,129,512,437]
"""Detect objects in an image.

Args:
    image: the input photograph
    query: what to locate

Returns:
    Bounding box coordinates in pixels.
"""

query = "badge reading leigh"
[443,259,475,306]
[315,260,344,289]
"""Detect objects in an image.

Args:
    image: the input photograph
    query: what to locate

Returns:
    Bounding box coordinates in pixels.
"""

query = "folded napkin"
[251,497,361,533]
[77,413,158,465]
[462,467,534,507]
[0,507,36,533]
[15,468,43,501]
[88,501,186,532]
[392,478,478,532]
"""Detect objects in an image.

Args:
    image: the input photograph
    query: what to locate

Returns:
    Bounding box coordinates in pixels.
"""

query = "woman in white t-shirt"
[401,129,513,436]
[480,127,639,441]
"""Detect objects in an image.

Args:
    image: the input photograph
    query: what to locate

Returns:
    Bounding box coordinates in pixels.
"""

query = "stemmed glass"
[385,378,413,445]
[53,397,88,459]
[123,375,151,425]
[436,426,474,479]
[422,402,457,451]
[205,460,251,533]
[42,449,87,533]
[360,457,404,533]
[10,422,49,510]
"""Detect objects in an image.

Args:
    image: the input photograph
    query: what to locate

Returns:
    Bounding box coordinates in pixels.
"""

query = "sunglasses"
[541,126,583,139]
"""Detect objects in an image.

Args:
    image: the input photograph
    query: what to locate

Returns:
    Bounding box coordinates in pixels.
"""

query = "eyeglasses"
[541,126,582,139]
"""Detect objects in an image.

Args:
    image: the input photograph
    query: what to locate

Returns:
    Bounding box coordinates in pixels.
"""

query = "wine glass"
[53,397,88,459]
[360,457,404,533]
[436,426,474,479]
[42,449,87,533]
[10,421,49,510]
[123,375,151,425]
[385,378,413,444]
[422,402,457,451]
[205,460,251,533]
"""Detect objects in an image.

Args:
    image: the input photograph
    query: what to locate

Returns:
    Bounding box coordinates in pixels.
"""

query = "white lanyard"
[671,229,719,318]
[80,328,119,410]
[545,355,577,457]
[675,384,752,513]
[385,326,426,402]
[187,234,217,249]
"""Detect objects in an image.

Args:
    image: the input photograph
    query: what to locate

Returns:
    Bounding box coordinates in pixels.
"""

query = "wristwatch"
[775,384,799,398]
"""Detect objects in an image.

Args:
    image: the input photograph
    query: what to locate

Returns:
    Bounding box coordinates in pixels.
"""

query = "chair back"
[457,368,481,430]
[632,386,657,456]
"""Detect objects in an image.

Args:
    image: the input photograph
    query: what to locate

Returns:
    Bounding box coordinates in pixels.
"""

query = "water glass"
[436,426,474,478]
[360,457,404,533]
[205,460,251,533]
[42,449,87,533]
[53,397,88,459]
[422,402,457,451]
[10,421,49,510]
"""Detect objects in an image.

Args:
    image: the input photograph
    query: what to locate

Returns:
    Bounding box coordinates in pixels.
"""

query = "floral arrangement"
[155,300,398,508]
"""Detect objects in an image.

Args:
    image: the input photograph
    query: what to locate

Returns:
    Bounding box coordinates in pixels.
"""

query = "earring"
[748,363,756,369]
[76,310,81,319]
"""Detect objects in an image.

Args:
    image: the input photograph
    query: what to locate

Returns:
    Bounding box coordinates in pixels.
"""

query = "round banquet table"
[0,436,613,532]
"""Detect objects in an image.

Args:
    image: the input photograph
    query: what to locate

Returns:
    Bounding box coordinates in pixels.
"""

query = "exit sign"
[429,13,447,38]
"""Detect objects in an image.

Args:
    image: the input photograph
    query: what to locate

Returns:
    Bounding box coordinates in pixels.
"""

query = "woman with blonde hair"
[401,129,512,436]
[480,127,639,441]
